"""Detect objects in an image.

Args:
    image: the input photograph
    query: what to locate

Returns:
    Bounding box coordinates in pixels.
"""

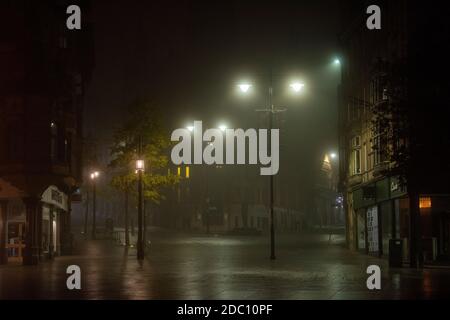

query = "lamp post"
[84,188,89,239]
[136,159,145,260]
[237,74,304,260]
[90,171,99,240]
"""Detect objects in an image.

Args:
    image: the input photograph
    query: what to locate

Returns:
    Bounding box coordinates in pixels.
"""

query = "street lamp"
[187,125,194,132]
[90,171,99,240]
[238,83,252,93]
[289,82,305,93]
[236,75,305,260]
[334,58,341,65]
[136,159,145,260]
[218,124,227,132]
[330,152,337,159]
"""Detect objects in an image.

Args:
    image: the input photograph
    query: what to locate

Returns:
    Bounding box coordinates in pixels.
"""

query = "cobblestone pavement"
[1,229,450,299]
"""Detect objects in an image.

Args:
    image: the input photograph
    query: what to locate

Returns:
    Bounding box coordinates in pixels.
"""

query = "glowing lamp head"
[136,160,145,172]
[330,153,337,159]
[334,58,341,65]
[238,83,252,93]
[187,125,194,132]
[290,82,305,93]
[90,171,99,180]
[218,125,227,132]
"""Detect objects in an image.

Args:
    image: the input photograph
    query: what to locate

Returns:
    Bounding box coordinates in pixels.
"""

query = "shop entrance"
[439,213,450,258]
[6,222,25,263]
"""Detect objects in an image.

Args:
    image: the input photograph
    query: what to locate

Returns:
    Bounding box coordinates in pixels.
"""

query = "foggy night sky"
[84,0,341,175]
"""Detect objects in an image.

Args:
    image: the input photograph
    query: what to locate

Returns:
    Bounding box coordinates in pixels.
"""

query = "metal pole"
[84,189,89,238]
[137,169,144,260]
[143,199,146,248]
[137,135,144,260]
[269,77,276,260]
[92,179,96,240]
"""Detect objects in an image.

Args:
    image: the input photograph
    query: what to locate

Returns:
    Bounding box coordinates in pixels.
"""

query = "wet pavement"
[1,229,450,299]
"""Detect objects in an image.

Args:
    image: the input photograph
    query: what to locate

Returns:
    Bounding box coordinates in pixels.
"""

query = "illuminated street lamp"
[90,171,99,240]
[187,125,194,132]
[289,82,305,93]
[330,152,337,159]
[136,159,145,260]
[218,124,227,132]
[334,58,341,65]
[238,83,252,93]
[236,75,305,260]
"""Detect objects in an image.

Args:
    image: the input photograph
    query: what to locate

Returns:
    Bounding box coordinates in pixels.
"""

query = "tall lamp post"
[90,171,99,240]
[136,159,145,260]
[237,76,305,260]
[84,188,89,238]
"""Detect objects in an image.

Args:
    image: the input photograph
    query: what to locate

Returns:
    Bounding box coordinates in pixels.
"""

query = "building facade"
[339,0,450,266]
[0,0,93,265]
[314,154,343,228]
[158,162,305,235]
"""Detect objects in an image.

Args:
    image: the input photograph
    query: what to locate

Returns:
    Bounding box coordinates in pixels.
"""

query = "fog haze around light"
[84,0,340,203]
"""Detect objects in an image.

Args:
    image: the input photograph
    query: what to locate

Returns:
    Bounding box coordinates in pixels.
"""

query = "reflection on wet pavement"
[1,231,450,299]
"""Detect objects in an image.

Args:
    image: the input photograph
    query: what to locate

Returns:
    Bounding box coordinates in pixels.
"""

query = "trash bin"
[389,239,403,267]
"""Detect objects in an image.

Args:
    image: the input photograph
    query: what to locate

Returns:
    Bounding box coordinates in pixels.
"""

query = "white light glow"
[136,160,145,171]
[238,84,251,93]
[290,82,305,92]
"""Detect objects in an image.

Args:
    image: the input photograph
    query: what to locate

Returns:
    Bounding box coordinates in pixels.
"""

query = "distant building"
[159,159,305,235]
[0,1,93,265]
[338,0,450,266]
[313,154,342,228]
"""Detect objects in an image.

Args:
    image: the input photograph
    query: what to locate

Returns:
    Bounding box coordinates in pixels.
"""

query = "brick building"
[0,0,93,265]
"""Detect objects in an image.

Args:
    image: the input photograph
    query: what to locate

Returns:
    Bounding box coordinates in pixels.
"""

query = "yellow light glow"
[177,167,181,176]
[419,197,432,209]
[186,166,190,178]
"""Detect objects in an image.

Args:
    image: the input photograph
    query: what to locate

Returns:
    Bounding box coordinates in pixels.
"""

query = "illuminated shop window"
[419,197,432,209]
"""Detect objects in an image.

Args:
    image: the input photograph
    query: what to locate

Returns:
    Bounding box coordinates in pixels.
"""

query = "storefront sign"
[51,189,63,204]
[390,180,399,192]
[42,186,68,211]
[363,186,376,199]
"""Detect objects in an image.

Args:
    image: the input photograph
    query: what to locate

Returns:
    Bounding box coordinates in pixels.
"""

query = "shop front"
[418,196,450,262]
[0,185,67,265]
[351,176,410,262]
[40,186,67,259]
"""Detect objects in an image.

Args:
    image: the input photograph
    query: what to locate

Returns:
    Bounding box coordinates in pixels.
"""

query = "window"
[347,102,361,123]
[350,136,361,175]
[371,74,387,105]
[372,123,388,166]
[50,122,58,161]
[363,143,368,172]
[419,197,432,209]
